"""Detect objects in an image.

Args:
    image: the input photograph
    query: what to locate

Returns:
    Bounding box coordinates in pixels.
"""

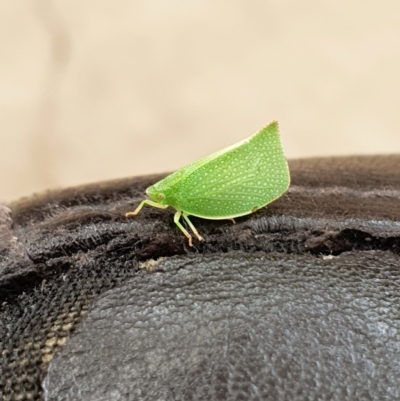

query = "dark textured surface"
[44,252,400,401]
[1,155,400,400]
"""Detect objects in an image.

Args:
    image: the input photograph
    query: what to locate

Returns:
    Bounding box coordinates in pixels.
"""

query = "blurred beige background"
[1,1,400,202]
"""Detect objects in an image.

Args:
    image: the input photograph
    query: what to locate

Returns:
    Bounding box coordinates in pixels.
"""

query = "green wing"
[152,131,251,191]
[174,122,290,218]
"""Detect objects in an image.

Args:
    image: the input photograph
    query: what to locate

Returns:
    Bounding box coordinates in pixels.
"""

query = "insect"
[126,121,290,246]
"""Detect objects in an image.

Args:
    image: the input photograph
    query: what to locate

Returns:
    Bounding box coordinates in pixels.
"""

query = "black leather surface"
[43,251,400,401]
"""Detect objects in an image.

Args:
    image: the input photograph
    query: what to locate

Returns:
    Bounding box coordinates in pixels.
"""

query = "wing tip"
[265,120,279,131]
[251,120,279,139]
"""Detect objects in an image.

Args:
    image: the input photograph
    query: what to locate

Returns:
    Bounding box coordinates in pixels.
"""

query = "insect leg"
[173,210,193,247]
[182,212,204,242]
[125,200,168,217]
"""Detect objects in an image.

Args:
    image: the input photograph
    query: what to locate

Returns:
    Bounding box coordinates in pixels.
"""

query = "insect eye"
[158,193,165,200]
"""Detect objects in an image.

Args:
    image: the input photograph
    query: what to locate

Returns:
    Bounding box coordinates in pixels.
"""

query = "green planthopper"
[126,121,290,246]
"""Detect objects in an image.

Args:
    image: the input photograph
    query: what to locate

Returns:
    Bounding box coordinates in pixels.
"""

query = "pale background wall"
[1,0,400,202]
